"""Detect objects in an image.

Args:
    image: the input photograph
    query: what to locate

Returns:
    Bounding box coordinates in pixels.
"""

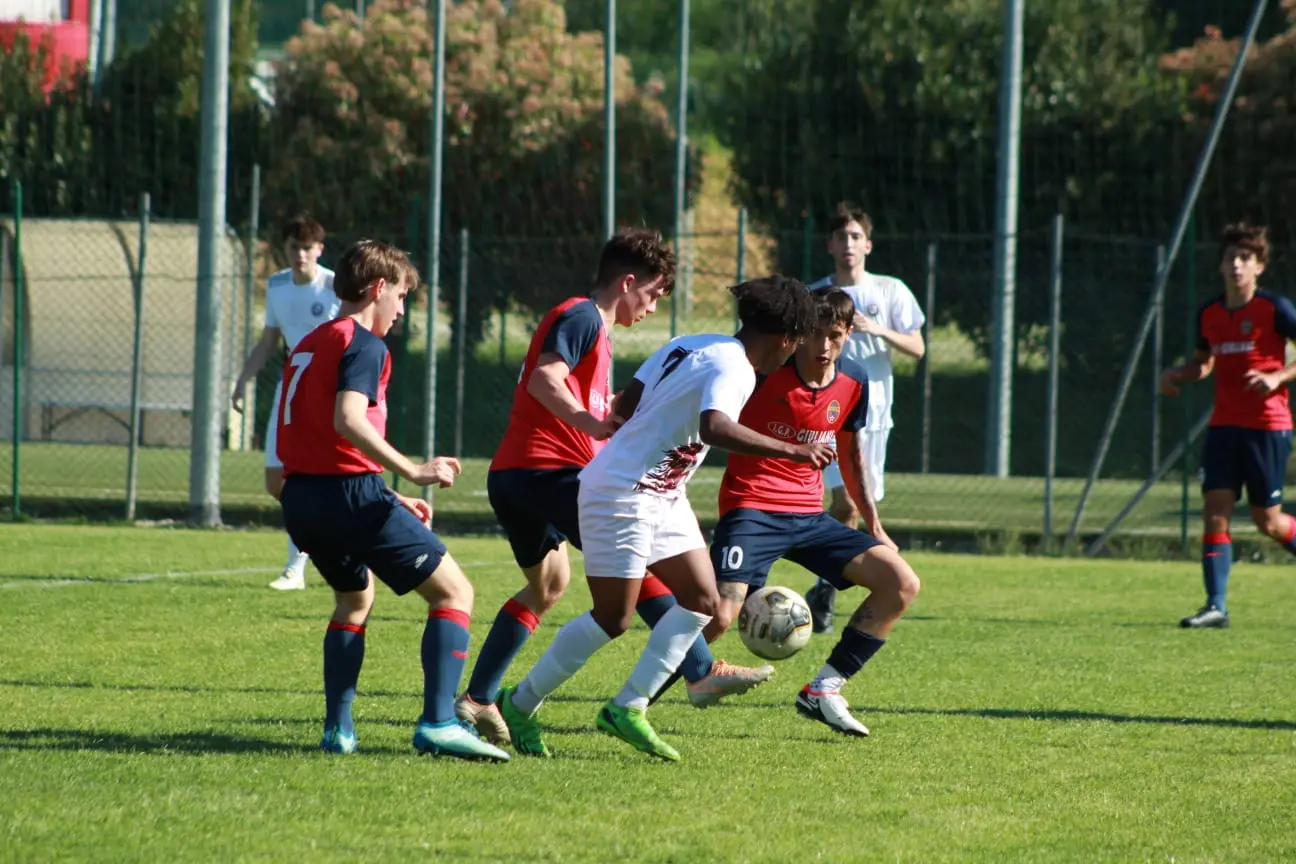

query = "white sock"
[285,539,309,576]
[614,605,712,710]
[810,663,846,693]
[513,612,611,716]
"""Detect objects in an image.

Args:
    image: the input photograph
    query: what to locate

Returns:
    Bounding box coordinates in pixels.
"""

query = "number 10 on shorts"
[720,545,744,571]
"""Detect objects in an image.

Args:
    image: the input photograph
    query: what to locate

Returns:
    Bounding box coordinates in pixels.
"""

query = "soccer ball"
[738,586,814,661]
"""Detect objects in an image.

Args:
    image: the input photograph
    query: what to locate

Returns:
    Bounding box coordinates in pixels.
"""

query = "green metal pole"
[670,0,689,340]
[801,213,815,283]
[125,192,150,521]
[1180,212,1197,553]
[10,181,22,519]
[734,207,746,329]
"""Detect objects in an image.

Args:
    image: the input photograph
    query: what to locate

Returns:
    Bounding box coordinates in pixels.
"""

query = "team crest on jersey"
[1240,319,1253,335]
[826,400,841,424]
[866,303,880,318]
[311,301,325,317]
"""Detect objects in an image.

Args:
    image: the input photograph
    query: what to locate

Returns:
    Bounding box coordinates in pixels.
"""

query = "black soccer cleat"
[1180,604,1229,629]
[805,581,837,634]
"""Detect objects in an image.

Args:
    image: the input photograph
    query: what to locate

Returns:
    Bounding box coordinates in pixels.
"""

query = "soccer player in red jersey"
[702,288,921,736]
[1160,223,1296,629]
[277,240,507,761]
[456,230,773,744]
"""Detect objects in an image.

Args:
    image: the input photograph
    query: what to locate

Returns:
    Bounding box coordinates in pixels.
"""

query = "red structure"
[0,1,91,92]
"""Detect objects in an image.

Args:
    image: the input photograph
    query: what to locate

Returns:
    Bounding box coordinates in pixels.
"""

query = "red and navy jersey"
[278,317,391,476]
[491,297,613,471]
[719,358,869,515]
[1196,290,1296,431]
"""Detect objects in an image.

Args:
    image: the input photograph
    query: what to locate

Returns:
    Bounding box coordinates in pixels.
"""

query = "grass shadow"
[864,704,1296,731]
[0,727,306,754]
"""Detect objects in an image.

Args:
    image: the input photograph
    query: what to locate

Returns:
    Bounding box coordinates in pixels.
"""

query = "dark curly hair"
[1219,222,1269,267]
[595,228,677,295]
[814,288,855,329]
[731,275,816,337]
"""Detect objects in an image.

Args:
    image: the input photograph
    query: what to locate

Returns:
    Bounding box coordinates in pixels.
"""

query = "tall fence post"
[241,164,260,451]
[424,0,448,503]
[1043,214,1064,545]
[1180,214,1197,552]
[1152,244,1166,473]
[801,214,815,284]
[10,180,23,519]
[921,241,936,474]
[602,0,616,241]
[670,0,689,340]
[734,207,746,328]
[454,228,469,459]
[126,193,151,521]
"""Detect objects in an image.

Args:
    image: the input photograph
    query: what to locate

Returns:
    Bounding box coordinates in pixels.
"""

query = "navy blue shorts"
[487,467,582,568]
[710,508,883,591]
[281,473,447,595]
[1200,426,1292,508]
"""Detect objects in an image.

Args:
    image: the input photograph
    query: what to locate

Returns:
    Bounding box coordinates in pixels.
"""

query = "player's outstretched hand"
[791,442,837,469]
[230,387,246,414]
[869,522,899,552]
[397,493,433,527]
[1159,369,1182,397]
[1244,369,1283,396]
[409,457,461,488]
[579,412,620,441]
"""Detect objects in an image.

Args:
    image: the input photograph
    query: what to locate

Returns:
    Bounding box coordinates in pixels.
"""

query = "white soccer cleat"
[686,659,775,708]
[454,693,512,745]
[795,685,870,737]
[268,569,306,591]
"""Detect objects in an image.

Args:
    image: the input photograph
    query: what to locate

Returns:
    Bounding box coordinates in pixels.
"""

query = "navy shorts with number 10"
[710,508,883,590]
[1200,425,1292,508]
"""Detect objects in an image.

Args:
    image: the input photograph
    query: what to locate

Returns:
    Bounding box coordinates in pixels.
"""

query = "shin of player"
[697,289,919,736]
[1160,223,1296,629]
[805,202,925,634]
[231,215,340,592]
[497,276,833,761]
[277,241,506,762]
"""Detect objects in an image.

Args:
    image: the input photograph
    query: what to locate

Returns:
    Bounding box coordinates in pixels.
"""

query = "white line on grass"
[0,560,509,590]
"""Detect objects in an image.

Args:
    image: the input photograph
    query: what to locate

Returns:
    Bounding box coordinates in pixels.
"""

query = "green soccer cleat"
[319,725,357,754]
[596,701,680,762]
[496,684,551,757]
[412,720,510,762]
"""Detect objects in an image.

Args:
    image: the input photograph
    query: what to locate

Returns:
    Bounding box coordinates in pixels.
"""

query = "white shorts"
[264,379,284,469]
[577,486,706,580]
[824,428,890,501]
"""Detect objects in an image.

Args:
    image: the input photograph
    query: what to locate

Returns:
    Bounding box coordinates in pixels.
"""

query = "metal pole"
[603,0,616,241]
[802,214,814,283]
[1181,214,1198,552]
[1064,0,1269,549]
[424,0,447,502]
[87,0,102,90]
[10,181,22,519]
[670,0,689,340]
[305,0,315,23]
[985,0,1023,478]
[735,207,746,328]
[188,0,230,527]
[454,228,468,459]
[357,0,365,20]
[126,193,150,521]
[242,164,260,451]
[1044,215,1064,543]
[1152,244,1166,472]
[921,241,937,474]
[498,305,507,365]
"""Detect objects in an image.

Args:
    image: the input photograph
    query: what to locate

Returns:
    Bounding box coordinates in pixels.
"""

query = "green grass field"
[0,441,1246,547]
[3,524,1295,861]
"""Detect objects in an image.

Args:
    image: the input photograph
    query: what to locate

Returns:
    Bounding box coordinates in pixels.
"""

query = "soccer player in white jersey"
[496,276,835,761]
[232,215,341,591]
[805,202,925,633]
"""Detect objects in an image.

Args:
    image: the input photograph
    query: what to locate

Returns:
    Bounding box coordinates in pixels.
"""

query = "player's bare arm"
[527,353,618,440]
[333,390,460,487]
[852,313,925,359]
[232,326,283,413]
[1160,350,1214,397]
[838,430,897,551]
[609,379,645,428]
[699,409,836,467]
[1243,358,1296,396]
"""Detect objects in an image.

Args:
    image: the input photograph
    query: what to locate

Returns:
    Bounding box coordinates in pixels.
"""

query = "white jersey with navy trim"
[265,267,340,351]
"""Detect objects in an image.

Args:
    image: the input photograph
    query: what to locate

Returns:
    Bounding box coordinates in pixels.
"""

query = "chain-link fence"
[3,0,1294,553]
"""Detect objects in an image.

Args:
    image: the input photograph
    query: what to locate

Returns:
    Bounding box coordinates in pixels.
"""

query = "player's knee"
[1253,509,1288,539]
[591,606,634,639]
[419,557,474,612]
[895,566,921,610]
[829,497,858,526]
[333,588,373,622]
[528,562,570,613]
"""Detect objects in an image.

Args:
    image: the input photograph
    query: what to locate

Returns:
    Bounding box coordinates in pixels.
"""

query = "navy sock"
[466,598,539,705]
[826,627,887,680]
[323,621,366,734]
[636,580,713,684]
[1202,533,1231,611]
[422,608,471,725]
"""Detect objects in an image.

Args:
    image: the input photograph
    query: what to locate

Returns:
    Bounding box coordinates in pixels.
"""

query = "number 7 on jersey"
[281,352,313,426]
